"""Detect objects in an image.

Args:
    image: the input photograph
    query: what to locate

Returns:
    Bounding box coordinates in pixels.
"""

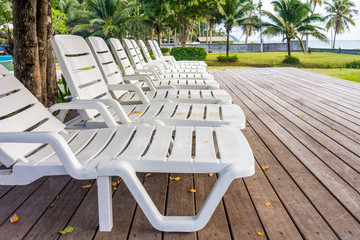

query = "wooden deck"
[1,68,359,239]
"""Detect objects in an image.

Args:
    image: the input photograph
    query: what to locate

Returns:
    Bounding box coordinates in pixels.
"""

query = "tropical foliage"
[262,0,327,56]
[324,0,358,48]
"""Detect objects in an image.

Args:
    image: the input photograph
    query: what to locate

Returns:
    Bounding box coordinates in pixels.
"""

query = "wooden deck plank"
[0,176,70,239]
[211,69,360,239]
[23,178,94,240]
[219,70,360,218]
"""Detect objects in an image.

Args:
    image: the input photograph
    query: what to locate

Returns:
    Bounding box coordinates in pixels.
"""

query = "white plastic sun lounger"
[87,36,219,90]
[124,39,215,81]
[0,68,254,232]
[51,35,245,128]
[150,40,207,67]
[138,40,207,71]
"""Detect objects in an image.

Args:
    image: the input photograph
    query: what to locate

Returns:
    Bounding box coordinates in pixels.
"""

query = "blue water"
[0,55,13,61]
[308,40,360,49]
[0,55,14,71]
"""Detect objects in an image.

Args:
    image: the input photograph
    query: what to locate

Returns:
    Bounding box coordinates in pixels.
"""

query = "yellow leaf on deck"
[10,214,19,223]
[167,82,171,85]
[177,113,183,115]
[262,166,269,171]
[118,179,122,183]
[298,115,304,118]
[194,114,198,116]
[169,176,181,181]
[189,189,196,193]
[145,173,152,177]
[265,202,271,207]
[134,111,142,114]
[257,231,265,236]
[128,113,131,117]
[208,173,214,177]
[113,188,117,191]
[81,184,92,189]
[112,182,117,187]
[59,226,74,235]
[331,128,335,130]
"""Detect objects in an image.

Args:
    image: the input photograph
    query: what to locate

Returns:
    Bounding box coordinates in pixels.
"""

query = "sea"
[307,40,360,49]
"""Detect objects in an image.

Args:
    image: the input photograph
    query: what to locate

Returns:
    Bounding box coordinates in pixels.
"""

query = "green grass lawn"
[205,52,360,82]
[205,52,360,68]
[305,68,360,83]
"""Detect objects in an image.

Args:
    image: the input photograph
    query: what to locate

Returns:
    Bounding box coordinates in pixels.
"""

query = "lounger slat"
[168,127,193,162]
[190,90,201,99]
[118,126,156,160]
[137,103,163,121]
[0,75,24,95]
[97,52,116,64]
[172,103,191,120]
[178,90,189,99]
[195,127,218,163]
[165,89,177,100]
[77,128,117,165]
[222,105,245,123]
[64,55,96,71]
[201,90,213,99]
[156,103,177,119]
[152,90,167,101]
[205,105,220,121]
[93,126,136,161]
[0,89,37,117]
[187,104,205,120]
[128,104,148,120]
[142,126,174,161]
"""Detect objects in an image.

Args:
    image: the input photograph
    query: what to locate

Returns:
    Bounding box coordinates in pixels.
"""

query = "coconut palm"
[71,0,137,39]
[262,0,327,56]
[218,0,252,57]
[324,0,358,48]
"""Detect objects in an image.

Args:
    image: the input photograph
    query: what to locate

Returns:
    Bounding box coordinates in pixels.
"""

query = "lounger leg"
[97,176,113,232]
[116,162,235,232]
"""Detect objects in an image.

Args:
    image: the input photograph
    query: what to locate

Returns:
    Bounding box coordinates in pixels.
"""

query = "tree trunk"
[333,31,337,49]
[245,10,252,44]
[13,0,57,107]
[174,28,177,44]
[226,28,230,58]
[151,28,154,41]
[168,30,171,44]
[210,23,213,43]
[158,32,161,48]
[189,19,194,42]
[287,38,291,56]
[206,19,209,43]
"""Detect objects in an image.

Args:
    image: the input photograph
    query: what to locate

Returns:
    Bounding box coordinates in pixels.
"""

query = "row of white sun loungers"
[0,35,254,233]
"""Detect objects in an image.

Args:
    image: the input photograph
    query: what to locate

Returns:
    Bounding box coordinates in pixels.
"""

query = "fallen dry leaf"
[189,189,196,193]
[117,179,122,183]
[81,185,92,189]
[145,173,152,177]
[169,176,181,181]
[331,128,335,130]
[298,115,304,118]
[262,166,269,171]
[208,173,214,177]
[127,113,131,117]
[112,182,117,187]
[113,188,117,191]
[194,114,198,116]
[177,113,183,115]
[257,231,265,236]
[59,226,74,235]
[265,203,271,207]
[49,202,55,208]
[134,111,142,114]
[10,214,19,223]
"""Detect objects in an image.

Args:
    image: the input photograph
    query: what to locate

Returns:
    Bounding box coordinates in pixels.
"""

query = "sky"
[231,0,360,42]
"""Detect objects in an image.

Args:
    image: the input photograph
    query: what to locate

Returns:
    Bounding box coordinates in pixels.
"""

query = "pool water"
[0,55,14,71]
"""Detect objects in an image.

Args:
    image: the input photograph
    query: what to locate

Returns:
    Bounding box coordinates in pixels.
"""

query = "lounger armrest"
[0,132,97,179]
[122,75,156,91]
[162,56,176,65]
[134,69,162,81]
[49,101,119,127]
[143,62,165,75]
[107,84,150,104]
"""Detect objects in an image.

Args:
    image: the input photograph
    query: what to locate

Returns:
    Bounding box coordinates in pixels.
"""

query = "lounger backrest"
[108,38,135,76]
[147,40,160,60]
[86,36,128,99]
[152,40,164,58]
[130,40,147,67]
[122,39,144,70]
[51,35,115,120]
[138,40,153,63]
[0,66,65,167]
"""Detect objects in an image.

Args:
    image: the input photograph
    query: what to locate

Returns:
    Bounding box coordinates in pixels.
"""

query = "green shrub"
[283,55,300,65]
[344,60,360,69]
[170,47,207,61]
[217,55,239,62]
[57,75,71,103]
[160,47,170,54]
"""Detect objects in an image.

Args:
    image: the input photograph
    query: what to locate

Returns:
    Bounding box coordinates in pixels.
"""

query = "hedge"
[170,47,207,61]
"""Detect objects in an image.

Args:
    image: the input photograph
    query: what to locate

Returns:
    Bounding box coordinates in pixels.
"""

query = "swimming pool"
[0,55,14,71]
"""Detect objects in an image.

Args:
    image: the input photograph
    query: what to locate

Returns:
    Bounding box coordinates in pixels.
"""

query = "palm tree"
[262,0,327,56]
[324,0,358,48]
[218,0,252,57]
[71,0,137,39]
